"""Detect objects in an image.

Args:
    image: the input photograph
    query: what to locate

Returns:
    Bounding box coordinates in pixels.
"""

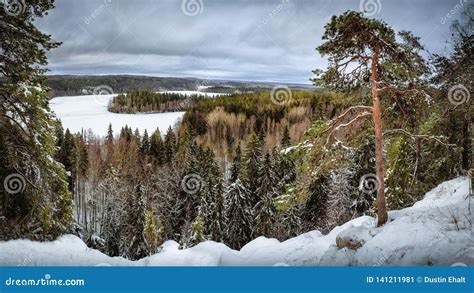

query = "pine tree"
[224,178,253,249]
[313,11,429,226]
[0,0,72,240]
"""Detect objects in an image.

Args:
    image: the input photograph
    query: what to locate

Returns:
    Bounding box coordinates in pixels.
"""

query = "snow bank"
[1,177,472,266]
[49,91,222,137]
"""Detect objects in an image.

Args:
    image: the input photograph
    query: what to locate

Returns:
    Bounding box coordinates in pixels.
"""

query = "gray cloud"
[36,0,465,83]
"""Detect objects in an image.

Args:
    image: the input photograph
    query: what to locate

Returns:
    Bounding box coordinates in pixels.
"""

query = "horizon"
[36,0,467,84]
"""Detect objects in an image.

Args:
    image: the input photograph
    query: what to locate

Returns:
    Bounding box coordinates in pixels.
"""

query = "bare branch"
[325,112,373,148]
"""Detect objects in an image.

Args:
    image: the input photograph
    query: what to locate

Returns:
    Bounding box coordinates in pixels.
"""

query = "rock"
[336,226,374,250]
[319,245,356,266]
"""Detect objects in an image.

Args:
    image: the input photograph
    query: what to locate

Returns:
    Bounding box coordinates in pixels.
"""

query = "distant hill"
[44,75,317,97]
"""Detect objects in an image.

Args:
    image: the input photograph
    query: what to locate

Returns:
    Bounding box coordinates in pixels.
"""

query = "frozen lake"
[50,91,221,137]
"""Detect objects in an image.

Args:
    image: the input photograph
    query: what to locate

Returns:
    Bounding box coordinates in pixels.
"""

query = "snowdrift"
[1,177,472,266]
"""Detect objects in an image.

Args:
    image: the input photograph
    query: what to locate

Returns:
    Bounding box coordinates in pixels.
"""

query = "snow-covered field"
[49,91,222,137]
[1,177,472,266]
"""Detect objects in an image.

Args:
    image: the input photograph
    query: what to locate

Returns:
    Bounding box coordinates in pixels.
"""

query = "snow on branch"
[383,129,456,147]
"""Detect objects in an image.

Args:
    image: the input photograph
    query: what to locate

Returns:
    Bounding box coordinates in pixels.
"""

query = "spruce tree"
[60,129,75,172]
[144,210,164,254]
[106,124,114,145]
[254,153,277,237]
[190,209,206,246]
[224,178,253,249]
[125,184,148,260]
[283,204,302,239]
[140,130,150,155]
[150,128,164,165]
[281,125,291,148]
[164,127,177,164]
[229,144,242,183]
[431,5,472,174]
[210,177,224,242]
[242,133,262,206]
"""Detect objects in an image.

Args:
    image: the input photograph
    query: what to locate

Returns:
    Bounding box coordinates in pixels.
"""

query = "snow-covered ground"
[1,177,472,266]
[49,91,222,137]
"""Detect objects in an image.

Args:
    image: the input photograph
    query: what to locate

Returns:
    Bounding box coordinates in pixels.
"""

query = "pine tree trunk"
[371,45,388,226]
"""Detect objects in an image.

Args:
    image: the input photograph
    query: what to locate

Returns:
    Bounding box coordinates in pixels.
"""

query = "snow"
[49,91,222,137]
[281,141,314,155]
[0,177,472,266]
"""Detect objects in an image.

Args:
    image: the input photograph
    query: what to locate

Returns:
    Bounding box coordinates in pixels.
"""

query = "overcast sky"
[36,0,467,84]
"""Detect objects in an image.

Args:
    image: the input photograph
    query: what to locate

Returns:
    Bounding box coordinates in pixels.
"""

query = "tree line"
[108,91,204,113]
